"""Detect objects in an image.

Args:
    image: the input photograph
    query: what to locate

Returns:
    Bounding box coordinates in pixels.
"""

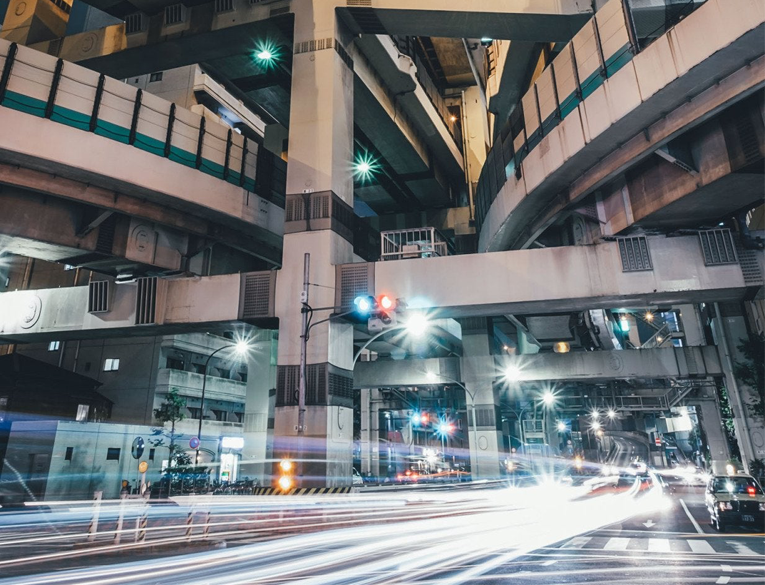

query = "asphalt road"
[0,483,761,584]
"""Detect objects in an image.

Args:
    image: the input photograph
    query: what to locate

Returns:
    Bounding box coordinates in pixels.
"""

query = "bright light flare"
[354,153,379,182]
[542,391,555,406]
[405,313,429,337]
[279,459,293,472]
[354,295,373,314]
[425,371,437,382]
[278,475,293,491]
[504,365,522,383]
[591,421,602,431]
[607,409,616,419]
[556,421,567,432]
[379,295,394,310]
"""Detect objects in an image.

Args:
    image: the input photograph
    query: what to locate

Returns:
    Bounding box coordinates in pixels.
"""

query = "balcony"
[155,368,246,403]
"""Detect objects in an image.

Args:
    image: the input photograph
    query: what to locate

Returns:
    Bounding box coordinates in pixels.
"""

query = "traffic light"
[410,411,431,428]
[353,295,407,333]
[277,458,294,491]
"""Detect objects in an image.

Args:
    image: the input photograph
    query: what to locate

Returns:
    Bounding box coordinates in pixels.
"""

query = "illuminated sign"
[221,436,244,450]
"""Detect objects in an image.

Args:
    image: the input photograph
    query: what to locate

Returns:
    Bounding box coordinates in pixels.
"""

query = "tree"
[152,388,187,468]
[733,333,765,418]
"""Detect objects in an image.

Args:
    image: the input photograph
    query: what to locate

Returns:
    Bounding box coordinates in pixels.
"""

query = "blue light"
[619,317,630,333]
[411,413,422,425]
[354,296,373,314]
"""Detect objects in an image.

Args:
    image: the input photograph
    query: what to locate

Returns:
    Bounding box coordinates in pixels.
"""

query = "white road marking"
[604,537,630,551]
[648,538,671,552]
[679,498,704,534]
[716,577,730,584]
[721,564,732,572]
[688,539,715,554]
[561,537,591,549]
[541,560,557,566]
[726,540,758,556]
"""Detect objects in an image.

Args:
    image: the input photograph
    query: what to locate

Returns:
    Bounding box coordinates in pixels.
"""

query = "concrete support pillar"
[272,1,356,487]
[241,330,277,483]
[713,304,762,470]
[692,391,731,473]
[462,85,489,213]
[677,304,705,347]
[460,319,503,479]
[1,0,71,45]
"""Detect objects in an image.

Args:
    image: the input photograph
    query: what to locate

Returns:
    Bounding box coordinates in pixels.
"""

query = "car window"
[712,477,763,494]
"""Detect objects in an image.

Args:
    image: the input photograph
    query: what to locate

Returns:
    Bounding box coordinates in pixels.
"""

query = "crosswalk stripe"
[648,538,671,553]
[561,537,591,549]
[604,537,630,551]
[688,540,715,554]
[726,541,757,556]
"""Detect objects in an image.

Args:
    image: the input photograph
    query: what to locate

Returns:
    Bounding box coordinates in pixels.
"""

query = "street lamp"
[607,408,617,420]
[556,421,567,432]
[591,420,602,431]
[542,391,556,406]
[195,338,251,466]
[590,408,600,420]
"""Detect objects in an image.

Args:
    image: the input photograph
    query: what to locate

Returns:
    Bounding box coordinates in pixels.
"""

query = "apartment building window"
[149,72,163,82]
[75,404,90,422]
[166,357,185,370]
[106,448,121,461]
[48,341,60,351]
[65,447,73,461]
[149,448,155,461]
[103,358,120,372]
[212,409,227,422]
[192,364,206,374]
[188,407,202,420]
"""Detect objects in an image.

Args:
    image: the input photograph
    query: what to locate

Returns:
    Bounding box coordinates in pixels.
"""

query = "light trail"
[0,482,674,585]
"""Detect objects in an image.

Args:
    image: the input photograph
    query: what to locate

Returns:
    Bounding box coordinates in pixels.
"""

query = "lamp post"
[195,339,250,466]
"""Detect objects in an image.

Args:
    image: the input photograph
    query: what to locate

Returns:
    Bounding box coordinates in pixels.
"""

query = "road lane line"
[726,541,758,556]
[648,538,671,553]
[716,577,730,584]
[688,539,715,554]
[561,537,591,549]
[679,499,704,534]
[604,537,630,551]
[541,560,557,566]
[721,564,732,572]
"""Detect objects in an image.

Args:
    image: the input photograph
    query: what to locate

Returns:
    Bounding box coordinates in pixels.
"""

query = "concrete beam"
[0,271,276,342]
[353,346,722,388]
[369,235,752,318]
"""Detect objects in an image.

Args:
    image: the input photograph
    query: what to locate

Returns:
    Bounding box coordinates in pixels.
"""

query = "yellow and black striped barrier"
[253,487,353,496]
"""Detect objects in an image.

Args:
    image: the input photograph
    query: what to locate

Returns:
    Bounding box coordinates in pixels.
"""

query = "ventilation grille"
[88,281,110,313]
[339,264,371,309]
[276,364,352,407]
[617,236,652,272]
[346,6,386,34]
[285,195,305,222]
[276,365,299,406]
[125,12,146,34]
[294,37,333,55]
[699,229,737,266]
[475,407,496,428]
[214,0,234,12]
[241,272,272,318]
[328,369,353,402]
[738,246,764,287]
[347,0,372,5]
[135,277,158,325]
[312,193,331,219]
[164,4,187,25]
[335,41,354,70]
[95,215,116,254]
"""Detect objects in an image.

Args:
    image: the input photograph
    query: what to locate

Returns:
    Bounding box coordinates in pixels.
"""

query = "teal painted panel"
[2,91,45,117]
[200,159,226,179]
[605,46,633,77]
[51,104,91,131]
[133,132,165,157]
[94,118,130,144]
[168,145,197,168]
[580,70,603,100]
[559,91,580,120]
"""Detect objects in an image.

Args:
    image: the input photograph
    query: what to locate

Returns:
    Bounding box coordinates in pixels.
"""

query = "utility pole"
[297,253,310,480]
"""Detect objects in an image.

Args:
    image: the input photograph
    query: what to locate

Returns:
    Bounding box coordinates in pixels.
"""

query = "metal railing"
[380,227,451,261]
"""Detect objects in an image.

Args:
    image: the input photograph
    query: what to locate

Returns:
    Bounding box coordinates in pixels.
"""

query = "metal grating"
[312,193,330,219]
[88,281,110,313]
[241,273,272,318]
[135,277,157,325]
[214,0,233,12]
[339,264,370,309]
[276,365,299,406]
[475,407,496,428]
[164,4,186,25]
[617,236,652,272]
[125,13,146,34]
[738,246,764,286]
[699,229,737,266]
[328,369,353,402]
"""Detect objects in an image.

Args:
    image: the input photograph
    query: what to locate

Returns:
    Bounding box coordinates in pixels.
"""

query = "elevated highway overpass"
[0,234,758,342]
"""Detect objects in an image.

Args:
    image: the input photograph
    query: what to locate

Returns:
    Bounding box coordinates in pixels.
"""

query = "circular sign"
[189,437,200,449]
[138,461,148,473]
[131,437,145,460]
